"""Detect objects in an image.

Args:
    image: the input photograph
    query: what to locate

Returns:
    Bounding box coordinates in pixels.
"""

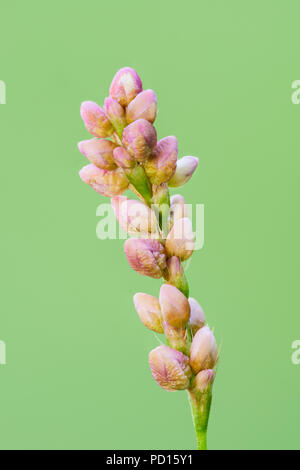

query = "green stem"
[150,184,212,450]
[125,165,153,207]
[152,183,170,237]
[188,387,212,450]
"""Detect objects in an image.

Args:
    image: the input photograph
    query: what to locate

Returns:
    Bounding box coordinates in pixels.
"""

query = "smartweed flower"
[78,67,217,450]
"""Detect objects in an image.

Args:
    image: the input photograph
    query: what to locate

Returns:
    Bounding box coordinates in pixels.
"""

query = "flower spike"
[78,67,216,451]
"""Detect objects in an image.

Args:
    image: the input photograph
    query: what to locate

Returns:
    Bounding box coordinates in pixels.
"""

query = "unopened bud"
[122,119,157,162]
[109,67,142,107]
[189,326,218,374]
[113,146,136,169]
[165,257,189,298]
[170,194,189,225]
[159,284,190,328]
[79,164,129,197]
[124,238,166,278]
[193,369,215,392]
[80,101,114,138]
[144,136,177,185]
[188,298,205,336]
[133,293,163,333]
[110,195,127,222]
[168,156,199,187]
[104,97,127,138]
[126,89,157,124]
[149,345,192,391]
[170,194,186,206]
[78,139,117,170]
[111,197,158,236]
[165,217,194,261]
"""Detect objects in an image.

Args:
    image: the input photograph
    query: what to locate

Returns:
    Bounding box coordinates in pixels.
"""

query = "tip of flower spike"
[109,67,143,107]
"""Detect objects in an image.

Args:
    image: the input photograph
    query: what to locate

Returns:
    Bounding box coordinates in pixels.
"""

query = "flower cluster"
[136,285,218,393]
[78,67,218,449]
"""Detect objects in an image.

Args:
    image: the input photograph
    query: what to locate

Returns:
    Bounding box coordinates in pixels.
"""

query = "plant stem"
[126,165,153,207]
[187,387,212,450]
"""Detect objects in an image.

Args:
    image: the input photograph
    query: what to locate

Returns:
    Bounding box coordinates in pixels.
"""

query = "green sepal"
[125,165,153,206]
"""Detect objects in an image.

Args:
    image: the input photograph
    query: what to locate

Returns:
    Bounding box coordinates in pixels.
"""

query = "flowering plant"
[78,67,218,450]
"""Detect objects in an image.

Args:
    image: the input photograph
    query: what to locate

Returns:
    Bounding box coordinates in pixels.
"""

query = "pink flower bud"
[124,238,166,278]
[80,101,114,138]
[104,97,127,137]
[170,194,189,225]
[109,67,142,107]
[170,194,186,205]
[79,164,129,197]
[188,298,205,336]
[159,284,190,328]
[133,293,163,333]
[194,369,215,392]
[168,156,199,187]
[189,326,218,374]
[126,89,157,124]
[165,217,194,261]
[149,345,192,391]
[110,195,127,221]
[113,146,135,169]
[111,197,158,236]
[144,136,178,185]
[165,257,189,298]
[122,119,157,162]
[78,139,117,170]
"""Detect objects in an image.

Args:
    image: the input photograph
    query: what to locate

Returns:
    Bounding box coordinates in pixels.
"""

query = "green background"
[0,0,299,450]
